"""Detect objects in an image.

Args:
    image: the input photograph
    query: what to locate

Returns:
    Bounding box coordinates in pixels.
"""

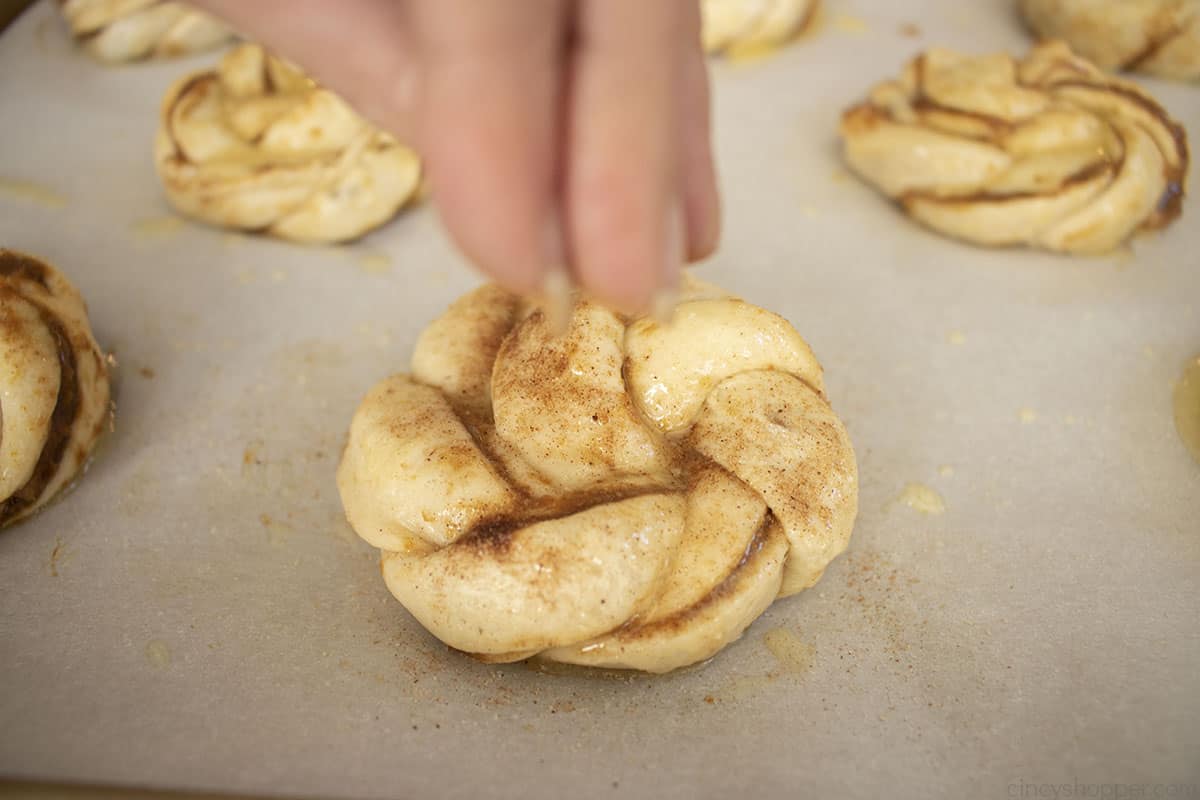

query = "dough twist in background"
[1020,0,1200,81]
[58,0,234,63]
[338,278,858,673]
[1,251,110,530]
[701,0,820,57]
[840,41,1189,255]
[154,44,422,245]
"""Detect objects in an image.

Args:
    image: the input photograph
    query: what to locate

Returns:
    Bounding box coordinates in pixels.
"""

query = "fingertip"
[570,193,684,316]
[412,1,567,297]
[685,187,721,262]
[421,137,545,296]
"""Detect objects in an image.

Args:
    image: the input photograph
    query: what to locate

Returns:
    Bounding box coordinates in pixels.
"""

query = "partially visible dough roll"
[154,44,422,244]
[840,41,1189,255]
[701,0,820,57]
[1,250,110,529]
[58,0,234,63]
[1020,0,1200,81]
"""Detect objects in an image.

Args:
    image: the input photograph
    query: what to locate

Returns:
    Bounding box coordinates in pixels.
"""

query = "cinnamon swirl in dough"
[58,0,233,63]
[154,44,422,244]
[1,251,110,529]
[840,42,1189,254]
[702,0,820,56]
[1020,0,1200,81]
[337,278,858,673]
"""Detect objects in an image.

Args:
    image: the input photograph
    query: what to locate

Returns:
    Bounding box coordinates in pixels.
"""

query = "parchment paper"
[1,1,1197,797]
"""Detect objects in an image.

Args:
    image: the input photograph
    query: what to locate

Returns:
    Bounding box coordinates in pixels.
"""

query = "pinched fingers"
[408,0,570,295]
[189,0,720,313]
[565,0,712,314]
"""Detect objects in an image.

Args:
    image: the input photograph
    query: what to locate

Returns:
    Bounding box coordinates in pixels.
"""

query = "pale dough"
[154,44,422,245]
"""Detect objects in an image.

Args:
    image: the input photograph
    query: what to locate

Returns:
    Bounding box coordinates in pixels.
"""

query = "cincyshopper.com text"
[1008,781,1199,799]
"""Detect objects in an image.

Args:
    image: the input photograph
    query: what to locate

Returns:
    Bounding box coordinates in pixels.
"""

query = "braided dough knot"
[154,44,421,244]
[58,0,234,63]
[1020,0,1200,81]
[840,42,1189,254]
[338,279,858,673]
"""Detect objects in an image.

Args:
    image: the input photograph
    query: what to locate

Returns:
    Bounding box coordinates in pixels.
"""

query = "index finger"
[409,0,570,296]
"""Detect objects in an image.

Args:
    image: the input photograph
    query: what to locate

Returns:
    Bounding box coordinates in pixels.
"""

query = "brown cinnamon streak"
[1123,23,1183,71]
[460,487,671,555]
[613,516,776,640]
[163,75,214,166]
[1054,79,1189,228]
[0,249,51,289]
[901,157,1115,206]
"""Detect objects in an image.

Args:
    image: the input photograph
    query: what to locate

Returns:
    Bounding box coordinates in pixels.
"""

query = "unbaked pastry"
[1,250,110,529]
[1020,0,1200,81]
[154,44,421,244]
[702,0,820,56]
[337,277,858,673]
[840,41,1189,254]
[58,0,233,63]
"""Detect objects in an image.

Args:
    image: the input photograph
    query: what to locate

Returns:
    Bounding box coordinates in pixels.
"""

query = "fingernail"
[539,267,573,336]
[650,284,680,325]
[538,215,573,336]
[650,201,684,322]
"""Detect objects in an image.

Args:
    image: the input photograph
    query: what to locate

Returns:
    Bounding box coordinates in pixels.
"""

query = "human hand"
[190,0,720,315]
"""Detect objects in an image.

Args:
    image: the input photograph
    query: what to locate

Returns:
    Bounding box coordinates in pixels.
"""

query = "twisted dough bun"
[1,250,110,530]
[338,278,858,673]
[1020,0,1200,81]
[154,44,422,244]
[702,0,820,56]
[840,41,1189,255]
[58,0,233,63]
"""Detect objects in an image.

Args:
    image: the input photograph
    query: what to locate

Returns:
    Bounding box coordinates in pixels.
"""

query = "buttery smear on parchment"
[0,177,67,208]
[131,216,185,239]
[1175,356,1200,466]
[896,483,946,515]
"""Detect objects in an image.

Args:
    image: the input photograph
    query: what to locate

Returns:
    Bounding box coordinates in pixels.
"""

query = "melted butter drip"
[830,167,852,185]
[832,14,868,34]
[358,252,393,274]
[897,482,946,515]
[763,628,814,674]
[1174,355,1200,466]
[523,659,650,682]
[0,178,67,209]
[144,639,172,668]
[703,629,814,703]
[725,40,784,65]
[131,216,184,239]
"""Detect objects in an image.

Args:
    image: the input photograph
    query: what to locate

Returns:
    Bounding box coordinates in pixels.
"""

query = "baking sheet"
[1,1,1198,797]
